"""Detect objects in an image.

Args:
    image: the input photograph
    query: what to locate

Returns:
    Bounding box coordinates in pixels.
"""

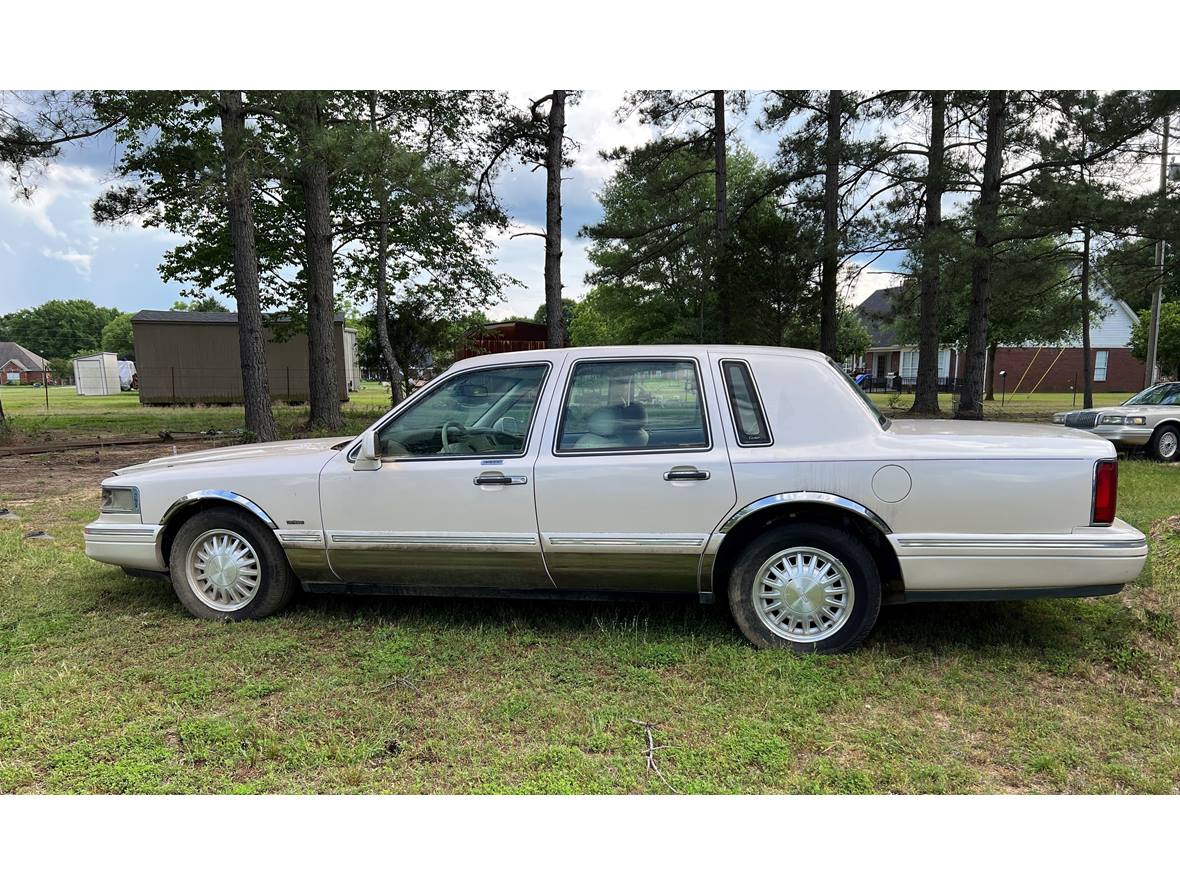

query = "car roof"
[450,344,831,371]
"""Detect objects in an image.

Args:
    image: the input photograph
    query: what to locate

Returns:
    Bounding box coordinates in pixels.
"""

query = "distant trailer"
[73,352,121,396]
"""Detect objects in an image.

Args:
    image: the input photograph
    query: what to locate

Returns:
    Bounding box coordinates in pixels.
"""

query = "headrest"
[617,402,647,428]
[587,406,619,437]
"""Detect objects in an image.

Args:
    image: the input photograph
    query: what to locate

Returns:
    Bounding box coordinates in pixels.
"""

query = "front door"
[319,360,560,588]
[532,356,736,591]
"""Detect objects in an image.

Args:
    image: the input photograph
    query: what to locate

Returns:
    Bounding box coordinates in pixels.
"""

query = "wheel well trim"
[160,490,279,530]
[701,491,894,597]
[717,492,892,537]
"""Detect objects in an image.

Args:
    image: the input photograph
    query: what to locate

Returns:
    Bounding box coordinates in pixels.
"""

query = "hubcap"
[1160,431,1178,460]
[752,546,855,643]
[185,529,261,612]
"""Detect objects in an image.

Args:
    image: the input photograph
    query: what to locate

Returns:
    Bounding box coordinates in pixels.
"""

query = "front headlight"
[1052,414,1066,424]
[1126,416,1147,425]
[100,486,140,514]
[1099,415,1146,426]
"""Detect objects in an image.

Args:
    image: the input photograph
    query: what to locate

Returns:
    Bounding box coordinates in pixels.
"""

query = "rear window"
[720,360,772,445]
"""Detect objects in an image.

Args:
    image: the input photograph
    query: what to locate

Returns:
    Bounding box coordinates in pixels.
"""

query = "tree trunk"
[911,90,945,416]
[1080,225,1094,410]
[295,95,343,430]
[956,91,1007,420]
[984,341,998,400]
[368,92,404,407]
[714,89,730,344]
[819,90,842,357]
[218,90,279,442]
[544,90,566,349]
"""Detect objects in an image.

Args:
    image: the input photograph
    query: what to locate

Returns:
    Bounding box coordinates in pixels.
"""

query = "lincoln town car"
[1053,382,1180,461]
[84,345,1148,652]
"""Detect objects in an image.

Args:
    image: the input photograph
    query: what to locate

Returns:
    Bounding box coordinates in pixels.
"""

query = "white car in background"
[1053,382,1180,461]
[84,345,1147,653]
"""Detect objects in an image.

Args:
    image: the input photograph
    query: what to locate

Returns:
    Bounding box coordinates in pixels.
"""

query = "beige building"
[131,310,359,405]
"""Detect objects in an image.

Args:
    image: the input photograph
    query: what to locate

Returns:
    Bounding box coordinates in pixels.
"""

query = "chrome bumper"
[83,522,166,572]
[892,518,1148,595]
[1087,425,1153,446]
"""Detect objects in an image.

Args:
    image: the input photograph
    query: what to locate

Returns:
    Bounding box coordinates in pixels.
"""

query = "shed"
[130,310,352,405]
[73,352,121,396]
[455,321,552,360]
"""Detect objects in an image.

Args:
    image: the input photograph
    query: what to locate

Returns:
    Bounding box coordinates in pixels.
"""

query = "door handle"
[663,466,711,482]
[473,472,528,486]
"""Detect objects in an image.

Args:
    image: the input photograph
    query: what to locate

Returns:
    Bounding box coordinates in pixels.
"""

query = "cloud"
[40,246,93,277]
[3,163,102,239]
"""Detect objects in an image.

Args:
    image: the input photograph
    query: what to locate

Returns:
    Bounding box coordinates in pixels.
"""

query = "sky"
[0,90,905,320]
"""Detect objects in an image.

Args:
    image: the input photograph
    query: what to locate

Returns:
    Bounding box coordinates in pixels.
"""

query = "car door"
[533,354,737,591]
[318,358,563,588]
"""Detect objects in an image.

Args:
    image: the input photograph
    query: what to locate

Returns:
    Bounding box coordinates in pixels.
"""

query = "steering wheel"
[441,420,467,450]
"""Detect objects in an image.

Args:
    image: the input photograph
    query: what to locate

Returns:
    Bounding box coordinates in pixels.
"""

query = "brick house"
[0,342,52,384]
[853,280,1146,394]
[455,320,554,360]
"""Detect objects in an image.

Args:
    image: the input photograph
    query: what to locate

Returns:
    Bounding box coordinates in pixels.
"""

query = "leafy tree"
[1131,302,1180,380]
[100,313,135,359]
[0,299,119,359]
[171,295,229,312]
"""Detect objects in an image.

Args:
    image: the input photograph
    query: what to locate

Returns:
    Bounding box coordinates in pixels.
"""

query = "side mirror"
[353,430,381,471]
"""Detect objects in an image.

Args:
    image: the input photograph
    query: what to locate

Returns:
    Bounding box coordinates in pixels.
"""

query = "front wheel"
[1148,426,1180,462]
[168,506,297,620]
[727,524,881,653]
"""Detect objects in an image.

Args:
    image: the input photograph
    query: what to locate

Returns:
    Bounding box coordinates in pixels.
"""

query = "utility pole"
[1145,116,1169,389]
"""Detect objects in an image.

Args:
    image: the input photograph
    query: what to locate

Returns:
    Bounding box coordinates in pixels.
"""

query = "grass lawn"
[0,382,395,443]
[868,390,1134,420]
[1,439,1178,793]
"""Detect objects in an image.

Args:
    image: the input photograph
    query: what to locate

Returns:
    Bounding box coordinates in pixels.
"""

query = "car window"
[377,363,548,459]
[556,359,709,453]
[1124,383,1180,406]
[720,360,772,445]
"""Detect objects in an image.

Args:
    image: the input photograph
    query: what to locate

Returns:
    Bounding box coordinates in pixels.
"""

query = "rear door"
[532,355,737,591]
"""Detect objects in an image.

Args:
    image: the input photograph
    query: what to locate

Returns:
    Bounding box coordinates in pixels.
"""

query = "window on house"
[1094,350,1109,383]
[900,350,918,379]
[938,349,951,378]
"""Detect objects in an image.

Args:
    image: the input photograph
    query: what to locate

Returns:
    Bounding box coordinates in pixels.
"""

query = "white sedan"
[85,345,1147,652]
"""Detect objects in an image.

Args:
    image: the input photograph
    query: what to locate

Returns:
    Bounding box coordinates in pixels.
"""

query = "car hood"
[112,436,354,476]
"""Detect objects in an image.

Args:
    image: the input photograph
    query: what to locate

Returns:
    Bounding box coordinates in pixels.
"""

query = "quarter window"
[557,359,708,453]
[720,360,772,446]
[376,363,547,459]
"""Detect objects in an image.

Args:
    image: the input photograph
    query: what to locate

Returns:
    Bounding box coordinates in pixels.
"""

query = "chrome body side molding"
[161,490,278,529]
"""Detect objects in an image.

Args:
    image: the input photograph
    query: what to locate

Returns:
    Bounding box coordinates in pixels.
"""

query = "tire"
[1148,425,1180,462]
[727,523,881,653]
[168,506,297,621]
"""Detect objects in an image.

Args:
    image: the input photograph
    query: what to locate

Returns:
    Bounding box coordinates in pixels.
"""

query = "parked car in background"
[1053,382,1180,461]
[84,345,1147,653]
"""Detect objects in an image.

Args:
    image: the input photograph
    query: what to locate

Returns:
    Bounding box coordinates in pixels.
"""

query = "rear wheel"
[168,506,296,620]
[1148,426,1179,462]
[727,523,881,653]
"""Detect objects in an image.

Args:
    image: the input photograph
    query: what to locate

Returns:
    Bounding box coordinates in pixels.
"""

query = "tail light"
[1092,459,1118,526]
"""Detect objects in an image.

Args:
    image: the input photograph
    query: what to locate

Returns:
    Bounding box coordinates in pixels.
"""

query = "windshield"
[1123,383,1180,406]
[828,357,890,428]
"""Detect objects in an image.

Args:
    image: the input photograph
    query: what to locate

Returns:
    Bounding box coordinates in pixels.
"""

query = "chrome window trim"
[718,358,773,447]
[347,360,553,464]
[551,356,713,457]
[161,490,278,529]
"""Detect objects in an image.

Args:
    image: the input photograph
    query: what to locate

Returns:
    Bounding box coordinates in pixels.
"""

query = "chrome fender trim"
[160,490,279,530]
[700,491,893,596]
[717,491,893,537]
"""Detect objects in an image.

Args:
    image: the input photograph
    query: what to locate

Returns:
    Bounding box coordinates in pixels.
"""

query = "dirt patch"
[0,441,214,505]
